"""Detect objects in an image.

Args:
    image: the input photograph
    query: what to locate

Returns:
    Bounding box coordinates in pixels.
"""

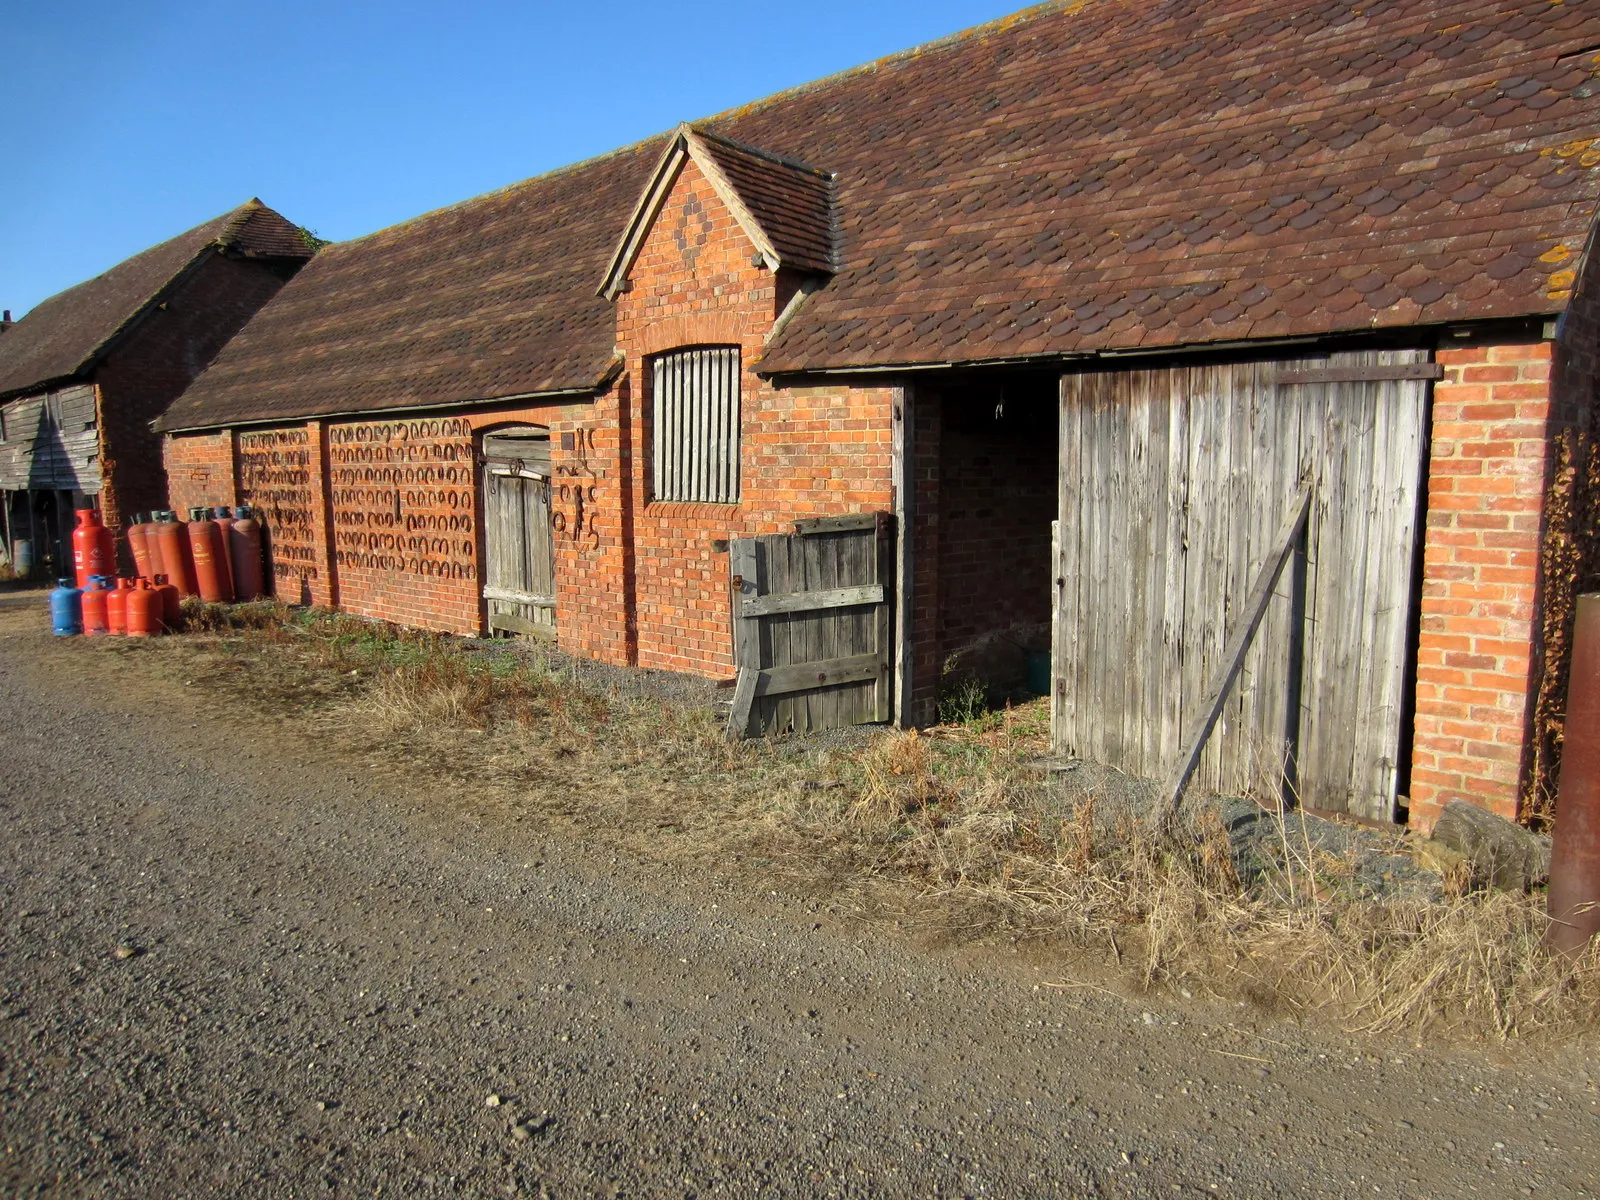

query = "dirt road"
[0,594,1596,1197]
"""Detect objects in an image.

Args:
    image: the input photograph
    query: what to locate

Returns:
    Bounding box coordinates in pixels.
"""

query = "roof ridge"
[686,124,835,179]
[699,0,1085,127]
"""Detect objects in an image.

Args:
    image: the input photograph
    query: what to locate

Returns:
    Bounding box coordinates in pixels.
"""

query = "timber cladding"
[1054,350,1431,823]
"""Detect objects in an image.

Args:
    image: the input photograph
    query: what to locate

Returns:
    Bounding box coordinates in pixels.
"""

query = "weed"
[156,611,1600,1042]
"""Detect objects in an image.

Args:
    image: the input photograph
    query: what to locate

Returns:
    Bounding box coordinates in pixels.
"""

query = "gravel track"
[0,593,1596,1197]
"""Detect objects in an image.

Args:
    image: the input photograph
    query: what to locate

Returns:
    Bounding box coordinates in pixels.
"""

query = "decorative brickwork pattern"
[237,428,323,606]
[327,418,480,631]
[1410,343,1553,830]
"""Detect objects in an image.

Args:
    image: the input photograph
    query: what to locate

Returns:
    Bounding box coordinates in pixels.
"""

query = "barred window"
[652,346,741,504]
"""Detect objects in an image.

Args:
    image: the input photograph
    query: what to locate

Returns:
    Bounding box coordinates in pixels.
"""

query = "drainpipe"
[1547,593,1600,956]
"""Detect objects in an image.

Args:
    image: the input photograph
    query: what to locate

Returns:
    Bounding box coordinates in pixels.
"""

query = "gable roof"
[160,0,1600,431]
[0,201,313,402]
[600,125,837,298]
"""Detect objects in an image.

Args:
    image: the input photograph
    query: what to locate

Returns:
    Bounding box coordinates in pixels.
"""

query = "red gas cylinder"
[71,509,114,588]
[154,513,197,597]
[140,513,166,581]
[187,507,233,604]
[153,574,182,631]
[211,507,237,597]
[81,577,110,636]
[127,513,154,580]
[126,581,162,638]
[105,578,133,635]
[229,505,266,601]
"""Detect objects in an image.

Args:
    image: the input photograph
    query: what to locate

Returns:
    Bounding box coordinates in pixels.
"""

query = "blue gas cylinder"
[50,578,83,636]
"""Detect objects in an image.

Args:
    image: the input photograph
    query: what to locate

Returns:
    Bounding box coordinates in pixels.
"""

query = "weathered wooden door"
[481,430,555,639]
[1054,350,1432,821]
[728,514,894,737]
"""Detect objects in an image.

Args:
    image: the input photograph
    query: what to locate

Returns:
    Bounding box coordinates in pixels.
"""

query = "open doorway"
[914,371,1058,720]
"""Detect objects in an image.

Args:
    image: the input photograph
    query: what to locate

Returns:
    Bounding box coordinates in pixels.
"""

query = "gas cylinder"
[127,512,153,579]
[49,578,82,636]
[153,574,182,631]
[187,507,233,604]
[139,512,166,580]
[105,578,131,635]
[125,580,162,637]
[81,576,109,636]
[229,505,265,601]
[211,506,237,598]
[13,538,32,579]
[154,512,197,597]
[71,509,114,588]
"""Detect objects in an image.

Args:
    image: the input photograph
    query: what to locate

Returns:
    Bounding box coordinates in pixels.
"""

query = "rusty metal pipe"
[1547,592,1600,956]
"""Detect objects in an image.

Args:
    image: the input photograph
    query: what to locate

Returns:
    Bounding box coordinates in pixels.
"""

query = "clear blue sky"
[1,0,1024,318]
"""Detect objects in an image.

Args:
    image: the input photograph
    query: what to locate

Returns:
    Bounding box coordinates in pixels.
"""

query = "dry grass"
[171,605,1600,1043]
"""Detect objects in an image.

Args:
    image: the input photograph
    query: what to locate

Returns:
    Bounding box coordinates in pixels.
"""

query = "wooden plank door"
[481,459,555,639]
[727,513,894,738]
[1053,350,1430,821]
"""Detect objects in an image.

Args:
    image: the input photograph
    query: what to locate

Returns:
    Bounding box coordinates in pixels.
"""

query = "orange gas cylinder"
[71,509,114,588]
[125,581,162,637]
[187,507,233,604]
[105,578,133,635]
[153,574,182,631]
[211,507,237,597]
[154,513,197,597]
[229,505,265,601]
[127,513,154,580]
[81,576,110,636]
[140,513,166,580]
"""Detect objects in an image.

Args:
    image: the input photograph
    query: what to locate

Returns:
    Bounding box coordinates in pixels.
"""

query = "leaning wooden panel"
[729,520,893,738]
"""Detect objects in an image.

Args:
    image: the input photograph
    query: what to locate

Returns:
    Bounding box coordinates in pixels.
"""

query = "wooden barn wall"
[0,384,102,494]
[1053,349,1430,821]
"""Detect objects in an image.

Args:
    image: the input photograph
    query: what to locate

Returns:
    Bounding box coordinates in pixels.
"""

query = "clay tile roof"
[160,0,1600,430]
[742,0,1600,373]
[0,200,312,401]
[158,141,665,432]
[692,128,838,274]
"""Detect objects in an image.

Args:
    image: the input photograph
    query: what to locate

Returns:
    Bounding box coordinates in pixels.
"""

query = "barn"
[0,201,313,578]
[156,0,1600,830]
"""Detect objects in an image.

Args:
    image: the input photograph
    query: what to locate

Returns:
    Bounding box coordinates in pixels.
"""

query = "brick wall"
[154,157,896,682]
[612,153,894,676]
[96,251,297,531]
[1409,343,1553,829]
[935,387,1056,668]
[164,430,236,512]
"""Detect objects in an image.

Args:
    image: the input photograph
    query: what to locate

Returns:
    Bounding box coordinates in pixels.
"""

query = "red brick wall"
[96,252,297,530]
[935,388,1056,659]
[164,430,236,512]
[1410,343,1553,830]
[611,154,894,676]
[234,425,328,606]
[155,158,896,680]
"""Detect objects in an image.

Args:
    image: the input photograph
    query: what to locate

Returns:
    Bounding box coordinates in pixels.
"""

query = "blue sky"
[1,1,1023,317]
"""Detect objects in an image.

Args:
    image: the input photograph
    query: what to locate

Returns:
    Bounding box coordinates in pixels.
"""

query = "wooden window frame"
[650,346,741,505]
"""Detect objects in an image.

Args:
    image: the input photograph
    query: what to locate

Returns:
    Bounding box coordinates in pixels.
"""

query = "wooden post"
[1159,484,1313,829]
[891,385,915,729]
[726,537,760,739]
[1281,519,1309,810]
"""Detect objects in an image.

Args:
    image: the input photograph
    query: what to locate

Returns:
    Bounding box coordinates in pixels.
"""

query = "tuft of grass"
[149,612,1600,1042]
